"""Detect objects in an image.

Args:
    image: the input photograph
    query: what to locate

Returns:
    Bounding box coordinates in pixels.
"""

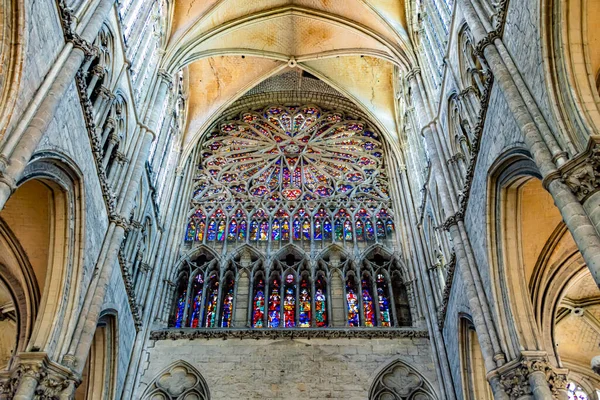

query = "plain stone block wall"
[139,338,438,400]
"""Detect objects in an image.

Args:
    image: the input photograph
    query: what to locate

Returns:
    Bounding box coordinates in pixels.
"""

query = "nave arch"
[542,0,600,149]
[488,150,600,396]
[74,312,118,400]
[0,153,84,367]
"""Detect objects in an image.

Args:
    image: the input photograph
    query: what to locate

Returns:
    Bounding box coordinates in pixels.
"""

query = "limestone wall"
[139,337,437,400]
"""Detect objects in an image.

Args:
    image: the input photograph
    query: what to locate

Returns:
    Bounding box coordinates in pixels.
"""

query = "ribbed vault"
[163,0,415,161]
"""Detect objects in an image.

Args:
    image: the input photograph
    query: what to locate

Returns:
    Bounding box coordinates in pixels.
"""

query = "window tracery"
[172,104,412,331]
[168,248,413,330]
[185,104,396,254]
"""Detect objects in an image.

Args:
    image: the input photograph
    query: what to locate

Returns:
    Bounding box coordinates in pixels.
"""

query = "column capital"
[551,135,600,202]
[405,67,421,82]
[157,69,174,87]
[493,352,568,400]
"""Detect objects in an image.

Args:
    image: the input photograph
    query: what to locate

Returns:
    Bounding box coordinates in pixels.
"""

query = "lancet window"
[168,248,413,329]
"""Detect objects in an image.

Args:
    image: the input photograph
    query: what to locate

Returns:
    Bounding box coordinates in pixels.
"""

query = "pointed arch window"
[220,274,235,327]
[187,272,204,328]
[267,276,281,328]
[203,272,219,328]
[283,273,296,328]
[252,277,266,328]
[298,275,311,327]
[174,104,410,332]
[314,274,328,327]
[361,274,376,327]
[346,275,360,327]
[172,276,188,329]
[376,273,392,327]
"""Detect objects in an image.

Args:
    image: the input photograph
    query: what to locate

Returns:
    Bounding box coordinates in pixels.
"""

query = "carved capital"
[110,214,130,229]
[496,354,567,400]
[558,135,600,202]
[157,69,174,87]
[405,67,421,82]
[441,211,464,231]
[98,86,114,100]
[473,30,502,58]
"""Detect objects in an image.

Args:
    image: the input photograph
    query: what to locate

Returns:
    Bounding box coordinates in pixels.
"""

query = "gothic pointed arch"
[0,153,84,359]
[141,361,210,400]
[369,359,437,400]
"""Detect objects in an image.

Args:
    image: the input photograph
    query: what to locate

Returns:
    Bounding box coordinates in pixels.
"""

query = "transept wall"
[0,0,598,398]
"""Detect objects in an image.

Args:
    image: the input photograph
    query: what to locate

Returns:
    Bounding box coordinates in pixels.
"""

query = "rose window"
[195,105,389,203]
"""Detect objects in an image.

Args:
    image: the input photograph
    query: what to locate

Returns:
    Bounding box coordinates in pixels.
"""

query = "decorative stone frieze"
[118,246,143,330]
[150,328,429,341]
[57,0,97,57]
[436,253,456,329]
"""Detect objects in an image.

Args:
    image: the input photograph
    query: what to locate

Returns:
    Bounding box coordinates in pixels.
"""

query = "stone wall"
[139,337,437,400]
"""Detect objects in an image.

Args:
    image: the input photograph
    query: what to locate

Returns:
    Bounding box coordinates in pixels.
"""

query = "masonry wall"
[139,337,437,400]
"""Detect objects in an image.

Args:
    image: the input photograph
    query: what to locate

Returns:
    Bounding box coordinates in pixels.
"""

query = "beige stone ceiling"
[164,0,414,160]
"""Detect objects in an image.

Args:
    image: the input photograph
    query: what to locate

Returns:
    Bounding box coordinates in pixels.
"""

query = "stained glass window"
[204,273,219,328]
[346,276,360,327]
[362,276,376,327]
[187,105,394,250]
[567,383,589,400]
[376,274,392,327]
[175,104,409,331]
[283,274,296,328]
[173,289,187,328]
[252,278,265,328]
[187,273,204,328]
[220,276,235,327]
[268,279,281,328]
[298,277,311,327]
[315,275,327,327]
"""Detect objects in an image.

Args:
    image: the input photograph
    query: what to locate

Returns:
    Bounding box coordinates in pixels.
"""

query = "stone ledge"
[149,328,430,341]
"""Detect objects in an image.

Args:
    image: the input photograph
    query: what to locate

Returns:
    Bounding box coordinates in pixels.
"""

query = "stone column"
[458,0,600,287]
[0,0,114,210]
[407,71,506,371]
[65,71,172,380]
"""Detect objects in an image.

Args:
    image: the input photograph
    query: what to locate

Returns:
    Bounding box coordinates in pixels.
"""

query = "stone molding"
[150,328,429,341]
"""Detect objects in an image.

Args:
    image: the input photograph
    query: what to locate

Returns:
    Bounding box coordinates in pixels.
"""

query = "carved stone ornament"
[559,136,600,202]
[498,357,567,400]
[34,375,75,400]
[141,362,209,400]
[437,253,457,329]
[150,328,429,341]
[369,360,436,400]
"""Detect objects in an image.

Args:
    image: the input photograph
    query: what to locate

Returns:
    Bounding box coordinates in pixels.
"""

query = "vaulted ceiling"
[163,0,416,160]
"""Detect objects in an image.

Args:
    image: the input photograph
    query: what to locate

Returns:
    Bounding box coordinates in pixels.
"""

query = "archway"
[489,153,600,396]
[74,313,117,400]
[0,155,83,363]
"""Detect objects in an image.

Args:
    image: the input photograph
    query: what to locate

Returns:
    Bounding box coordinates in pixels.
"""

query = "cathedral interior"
[0,0,600,398]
